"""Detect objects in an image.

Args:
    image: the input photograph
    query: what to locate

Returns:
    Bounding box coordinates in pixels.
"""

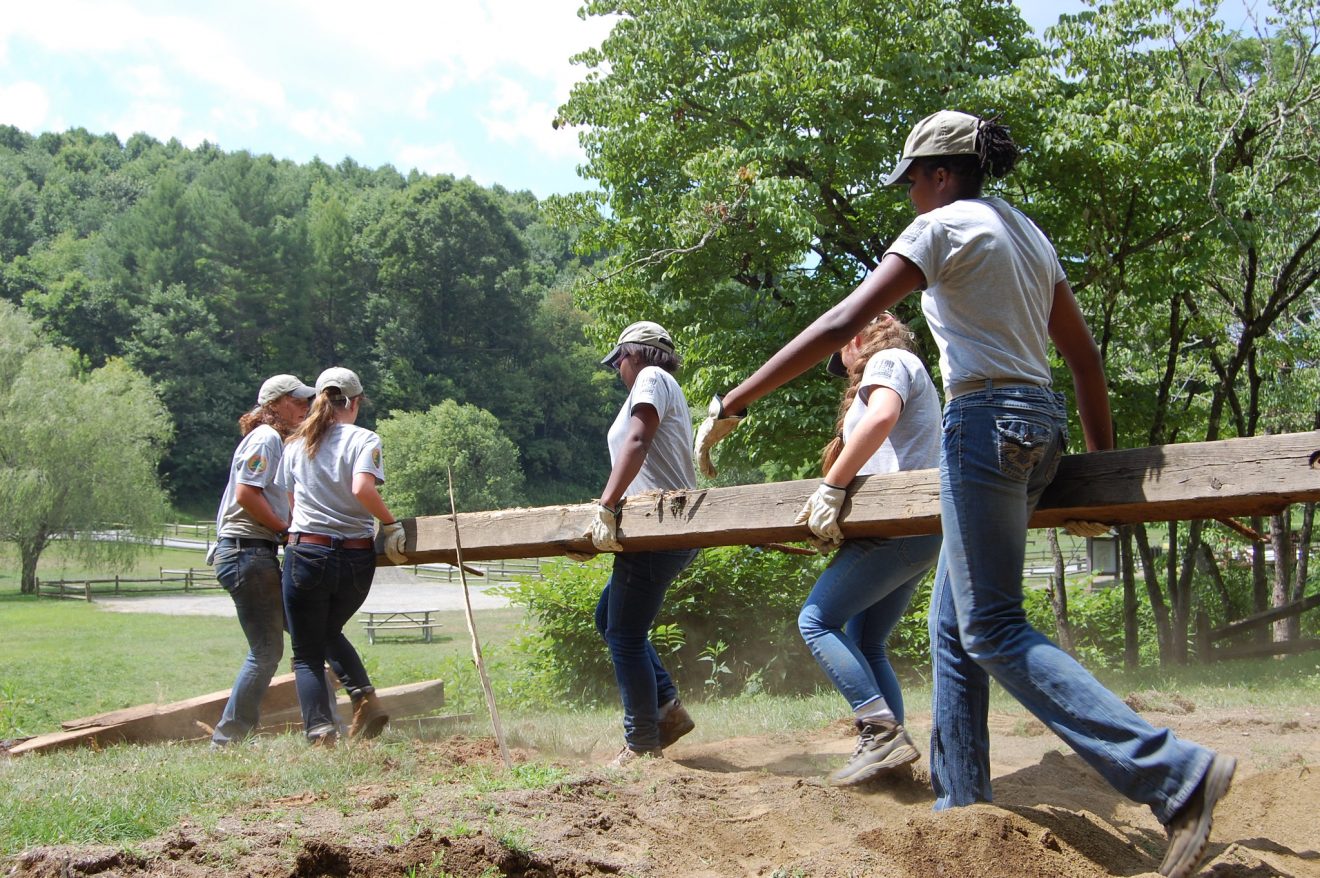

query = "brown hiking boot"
[1159,753,1236,878]
[349,691,389,740]
[658,698,695,749]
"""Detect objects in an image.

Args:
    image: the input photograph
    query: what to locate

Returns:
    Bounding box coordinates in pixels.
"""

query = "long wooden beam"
[388,431,1320,564]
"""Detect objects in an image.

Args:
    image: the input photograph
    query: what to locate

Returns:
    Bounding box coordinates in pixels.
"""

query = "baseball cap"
[881,110,982,186]
[257,374,315,406]
[314,366,364,397]
[600,320,678,367]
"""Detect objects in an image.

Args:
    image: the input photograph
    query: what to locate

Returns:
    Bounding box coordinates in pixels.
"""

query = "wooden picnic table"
[359,608,441,644]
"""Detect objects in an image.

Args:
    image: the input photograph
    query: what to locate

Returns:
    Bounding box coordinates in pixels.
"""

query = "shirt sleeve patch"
[244,452,268,476]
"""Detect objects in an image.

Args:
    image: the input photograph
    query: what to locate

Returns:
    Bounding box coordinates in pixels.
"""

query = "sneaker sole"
[1159,753,1236,878]
[828,742,920,787]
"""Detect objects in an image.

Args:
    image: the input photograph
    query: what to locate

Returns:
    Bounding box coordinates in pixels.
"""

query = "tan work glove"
[795,482,848,549]
[379,521,408,564]
[693,394,746,478]
[589,503,624,552]
[1063,520,1110,538]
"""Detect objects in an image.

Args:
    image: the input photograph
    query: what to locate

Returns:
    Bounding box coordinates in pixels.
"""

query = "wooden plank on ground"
[9,676,444,756]
[386,431,1320,563]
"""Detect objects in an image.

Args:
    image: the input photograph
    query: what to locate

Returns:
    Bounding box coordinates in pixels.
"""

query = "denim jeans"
[212,540,284,745]
[595,548,698,750]
[799,533,941,722]
[282,543,376,738]
[928,385,1211,823]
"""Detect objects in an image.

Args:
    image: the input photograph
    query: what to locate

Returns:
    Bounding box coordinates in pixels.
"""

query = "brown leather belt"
[289,532,375,550]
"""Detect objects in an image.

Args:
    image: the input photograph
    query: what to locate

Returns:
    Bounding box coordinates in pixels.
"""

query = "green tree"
[376,400,526,517]
[0,303,172,594]
[552,0,1039,476]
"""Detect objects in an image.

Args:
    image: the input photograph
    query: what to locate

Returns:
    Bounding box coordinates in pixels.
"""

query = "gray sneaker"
[658,699,695,749]
[1158,753,1236,878]
[828,719,919,786]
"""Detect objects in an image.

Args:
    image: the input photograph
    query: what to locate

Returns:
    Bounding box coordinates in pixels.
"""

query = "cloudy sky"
[1,0,1091,198]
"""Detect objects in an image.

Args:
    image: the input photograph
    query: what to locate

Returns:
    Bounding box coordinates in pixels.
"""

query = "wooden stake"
[447,465,513,770]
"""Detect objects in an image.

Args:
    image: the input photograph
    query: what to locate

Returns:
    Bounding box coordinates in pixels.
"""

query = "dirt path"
[7,698,1318,878]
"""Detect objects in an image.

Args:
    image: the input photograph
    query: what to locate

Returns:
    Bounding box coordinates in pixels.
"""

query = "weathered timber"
[1209,592,1320,642]
[8,677,445,756]
[386,431,1320,564]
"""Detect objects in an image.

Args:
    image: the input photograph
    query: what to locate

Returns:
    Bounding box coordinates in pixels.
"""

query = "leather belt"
[947,378,1049,401]
[289,532,375,550]
[217,536,278,549]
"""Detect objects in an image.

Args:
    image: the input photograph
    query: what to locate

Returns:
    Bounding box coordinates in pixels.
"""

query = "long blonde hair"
[289,389,353,458]
[820,315,919,475]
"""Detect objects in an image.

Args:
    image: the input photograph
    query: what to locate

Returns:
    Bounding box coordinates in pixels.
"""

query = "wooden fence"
[37,567,222,601]
[406,558,547,583]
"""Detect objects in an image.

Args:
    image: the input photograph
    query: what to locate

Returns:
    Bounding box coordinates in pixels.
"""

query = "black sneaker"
[658,699,695,749]
[1158,753,1236,877]
[827,719,919,786]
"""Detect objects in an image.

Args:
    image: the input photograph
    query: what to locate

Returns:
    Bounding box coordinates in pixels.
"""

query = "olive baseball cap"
[257,374,315,406]
[881,110,981,186]
[601,320,678,367]
[314,366,364,397]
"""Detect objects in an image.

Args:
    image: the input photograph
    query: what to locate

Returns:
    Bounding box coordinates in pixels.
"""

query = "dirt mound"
[6,710,1319,878]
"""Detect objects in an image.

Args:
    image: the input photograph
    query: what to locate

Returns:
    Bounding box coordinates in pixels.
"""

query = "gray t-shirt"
[608,365,697,497]
[843,349,942,476]
[885,196,1065,395]
[213,423,289,543]
[280,422,386,539]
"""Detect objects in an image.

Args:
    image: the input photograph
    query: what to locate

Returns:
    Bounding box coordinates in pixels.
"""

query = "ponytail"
[289,389,351,458]
[916,113,1020,198]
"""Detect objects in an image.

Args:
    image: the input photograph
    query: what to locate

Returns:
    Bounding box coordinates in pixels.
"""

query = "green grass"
[0,542,210,595]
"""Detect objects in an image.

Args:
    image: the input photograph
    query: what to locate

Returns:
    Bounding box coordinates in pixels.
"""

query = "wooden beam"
[389,431,1320,563]
[1209,592,1320,642]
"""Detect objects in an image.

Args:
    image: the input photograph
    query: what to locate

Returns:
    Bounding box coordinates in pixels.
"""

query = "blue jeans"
[212,540,284,745]
[282,544,376,738]
[595,548,698,750]
[799,534,941,722]
[929,385,1212,822]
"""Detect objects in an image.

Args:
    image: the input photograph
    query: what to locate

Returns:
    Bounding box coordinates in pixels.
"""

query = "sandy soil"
[6,696,1318,878]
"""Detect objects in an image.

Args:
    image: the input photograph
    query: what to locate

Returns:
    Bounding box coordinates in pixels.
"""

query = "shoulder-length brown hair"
[238,403,296,439]
[820,315,919,475]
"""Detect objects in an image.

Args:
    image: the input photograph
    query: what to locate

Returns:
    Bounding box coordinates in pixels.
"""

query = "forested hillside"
[0,128,614,508]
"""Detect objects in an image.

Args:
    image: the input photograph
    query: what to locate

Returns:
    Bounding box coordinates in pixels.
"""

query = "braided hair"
[819,315,919,476]
[914,114,1019,198]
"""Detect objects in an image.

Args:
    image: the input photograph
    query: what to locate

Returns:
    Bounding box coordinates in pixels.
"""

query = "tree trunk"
[1272,508,1295,643]
[19,542,41,595]
[1045,528,1075,654]
[1296,501,1314,605]
[1195,542,1237,621]
[1121,526,1139,670]
[1171,519,1203,666]
[1135,525,1173,665]
[1251,515,1269,643]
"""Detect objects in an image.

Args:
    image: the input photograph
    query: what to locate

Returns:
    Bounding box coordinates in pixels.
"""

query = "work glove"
[589,503,624,552]
[379,521,408,564]
[693,393,746,478]
[1063,520,1110,538]
[795,482,848,546]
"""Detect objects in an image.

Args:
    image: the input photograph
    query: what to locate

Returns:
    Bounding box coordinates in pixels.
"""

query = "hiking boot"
[1159,753,1236,878]
[349,691,389,740]
[608,745,663,769]
[827,718,919,786]
[658,699,695,749]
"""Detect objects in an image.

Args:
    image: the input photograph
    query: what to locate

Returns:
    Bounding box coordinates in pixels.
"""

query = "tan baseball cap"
[881,110,981,186]
[601,320,678,367]
[257,374,315,406]
[314,366,364,397]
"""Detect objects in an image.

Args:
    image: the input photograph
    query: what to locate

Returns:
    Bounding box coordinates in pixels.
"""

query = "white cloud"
[395,141,469,177]
[479,77,579,160]
[0,81,50,130]
[290,108,364,148]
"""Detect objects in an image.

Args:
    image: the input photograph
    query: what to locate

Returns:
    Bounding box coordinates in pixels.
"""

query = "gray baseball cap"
[314,366,364,397]
[257,374,315,406]
[601,320,678,367]
[881,110,982,186]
